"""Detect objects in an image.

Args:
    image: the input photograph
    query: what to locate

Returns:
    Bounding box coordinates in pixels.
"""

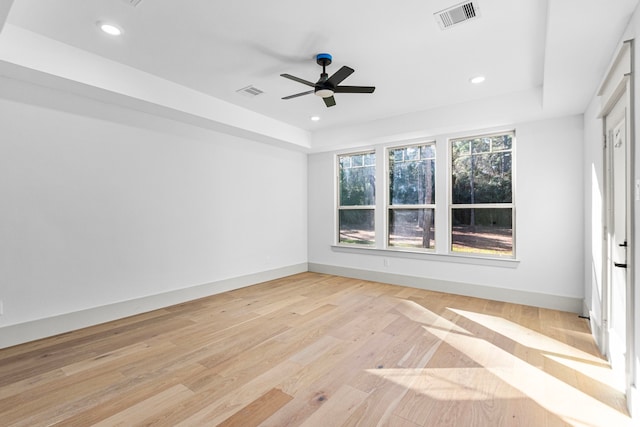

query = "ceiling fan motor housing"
[315,54,334,97]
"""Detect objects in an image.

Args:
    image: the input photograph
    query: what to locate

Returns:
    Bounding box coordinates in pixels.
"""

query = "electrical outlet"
[383,258,390,267]
[0,299,3,316]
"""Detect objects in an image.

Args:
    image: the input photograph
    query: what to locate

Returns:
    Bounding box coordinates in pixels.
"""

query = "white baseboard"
[583,301,605,356]
[0,263,307,349]
[589,311,605,356]
[1,262,584,350]
[630,385,640,421]
[583,300,590,318]
[308,263,583,313]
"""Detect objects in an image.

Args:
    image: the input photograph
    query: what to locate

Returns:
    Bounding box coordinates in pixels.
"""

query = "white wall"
[0,76,308,339]
[309,115,585,310]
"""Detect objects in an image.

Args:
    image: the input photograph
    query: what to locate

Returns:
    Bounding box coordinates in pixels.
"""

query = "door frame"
[603,84,631,392]
[599,38,635,413]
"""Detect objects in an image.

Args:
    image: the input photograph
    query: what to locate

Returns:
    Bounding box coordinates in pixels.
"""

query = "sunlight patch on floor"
[450,309,600,358]
[396,300,470,335]
[449,309,611,371]
[365,367,524,401]
[423,314,631,426]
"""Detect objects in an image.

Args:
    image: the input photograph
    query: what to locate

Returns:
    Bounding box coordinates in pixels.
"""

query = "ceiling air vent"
[434,1,480,30]
[121,0,143,7]
[236,85,264,98]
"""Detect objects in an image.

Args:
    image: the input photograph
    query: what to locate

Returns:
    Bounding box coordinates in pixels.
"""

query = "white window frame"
[336,150,376,246]
[386,141,437,252]
[448,130,516,259]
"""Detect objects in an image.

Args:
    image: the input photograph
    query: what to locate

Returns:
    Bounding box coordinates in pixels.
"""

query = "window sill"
[331,245,520,268]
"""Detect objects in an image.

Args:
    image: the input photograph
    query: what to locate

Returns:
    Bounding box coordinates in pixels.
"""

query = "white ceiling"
[0,0,638,148]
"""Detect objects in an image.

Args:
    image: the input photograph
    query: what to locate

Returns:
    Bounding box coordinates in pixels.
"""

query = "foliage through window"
[338,152,375,245]
[450,132,514,257]
[388,143,436,249]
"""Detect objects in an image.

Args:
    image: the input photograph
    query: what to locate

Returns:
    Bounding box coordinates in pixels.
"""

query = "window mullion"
[376,148,386,249]
[436,135,449,254]
[451,203,514,209]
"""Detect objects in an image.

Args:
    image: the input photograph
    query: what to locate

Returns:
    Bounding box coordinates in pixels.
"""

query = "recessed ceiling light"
[98,22,123,36]
[470,75,485,84]
[310,116,321,121]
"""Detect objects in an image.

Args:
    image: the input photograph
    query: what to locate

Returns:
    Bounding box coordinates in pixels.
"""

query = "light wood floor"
[0,272,632,426]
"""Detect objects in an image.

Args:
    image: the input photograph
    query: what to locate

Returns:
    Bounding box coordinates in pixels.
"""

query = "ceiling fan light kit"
[281,53,375,108]
[315,88,334,98]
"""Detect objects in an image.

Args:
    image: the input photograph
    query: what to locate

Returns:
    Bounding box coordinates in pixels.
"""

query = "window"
[338,152,376,245]
[450,132,514,257]
[388,143,436,249]
[335,129,516,261]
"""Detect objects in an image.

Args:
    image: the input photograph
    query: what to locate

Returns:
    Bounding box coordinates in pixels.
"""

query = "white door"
[605,90,629,391]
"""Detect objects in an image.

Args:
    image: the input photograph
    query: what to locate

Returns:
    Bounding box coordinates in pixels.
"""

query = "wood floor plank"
[175,359,304,426]
[341,339,445,427]
[61,341,152,376]
[0,368,66,401]
[217,388,294,427]
[261,330,405,426]
[298,384,368,427]
[0,369,127,426]
[289,334,343,365]
[92,384,194,427]
[49,363,207,426]
[0,315,195,385]
[380,415,423,427]
[0,309,174,361]
[0,272,633,427]
[195,320,292,369]
[349,322,431,393]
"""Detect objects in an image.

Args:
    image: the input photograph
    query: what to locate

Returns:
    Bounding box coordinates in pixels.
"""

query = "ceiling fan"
[280,53,375,107]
